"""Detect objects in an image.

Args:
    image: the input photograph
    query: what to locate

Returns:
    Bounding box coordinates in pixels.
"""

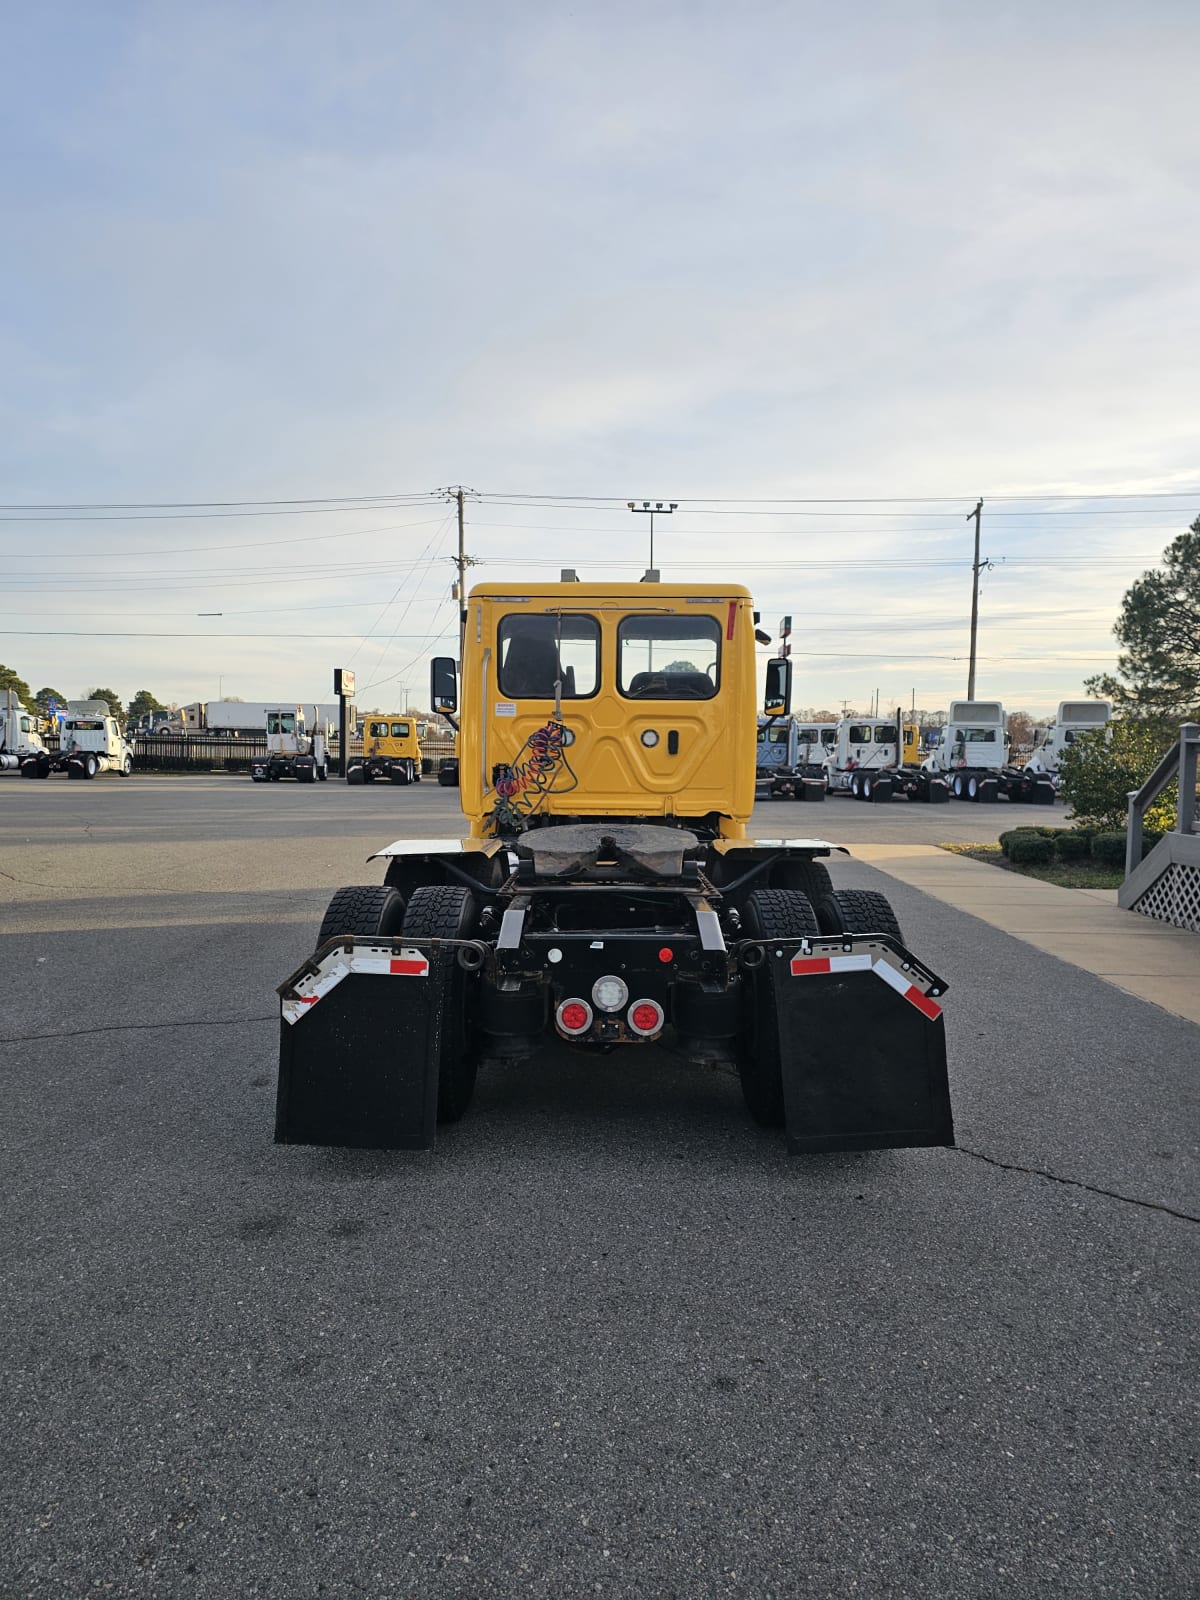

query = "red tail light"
[627,999,665,1037]
[556,998,593,1035]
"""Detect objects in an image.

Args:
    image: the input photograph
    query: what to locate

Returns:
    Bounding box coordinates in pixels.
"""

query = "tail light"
[627,999,665,1037]
[556,998,593,1036]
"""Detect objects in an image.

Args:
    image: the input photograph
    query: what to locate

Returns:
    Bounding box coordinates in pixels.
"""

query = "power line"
[0,514,449,561]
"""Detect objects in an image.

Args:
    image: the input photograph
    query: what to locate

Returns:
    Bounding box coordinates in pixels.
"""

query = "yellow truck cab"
[902,723,923,766]
[455,580,757,836]
[277,574,953,1158]
[347,716,422,787]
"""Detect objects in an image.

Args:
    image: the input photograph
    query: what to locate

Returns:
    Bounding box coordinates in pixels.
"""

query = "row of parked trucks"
[0,693,134,778]
[756,699,1112,804]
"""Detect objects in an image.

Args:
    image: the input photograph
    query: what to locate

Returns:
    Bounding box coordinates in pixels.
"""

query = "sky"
[2,0,1198,719]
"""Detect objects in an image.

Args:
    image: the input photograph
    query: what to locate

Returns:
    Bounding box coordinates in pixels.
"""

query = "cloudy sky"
[3,0,1198,718]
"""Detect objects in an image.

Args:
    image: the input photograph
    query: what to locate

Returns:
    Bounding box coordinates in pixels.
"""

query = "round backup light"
[628,999,665,1037]
[657,947,674,964]
[591,975,629,1013]
[557,998,592,1034]
[640,729,660,747]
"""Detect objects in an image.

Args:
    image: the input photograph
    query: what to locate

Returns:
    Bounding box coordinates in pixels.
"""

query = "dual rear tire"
[315,882,479,1124]
[737,886,904,1128]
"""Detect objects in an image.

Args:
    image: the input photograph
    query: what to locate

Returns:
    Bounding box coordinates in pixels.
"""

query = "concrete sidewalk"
[853,843,1200,1027]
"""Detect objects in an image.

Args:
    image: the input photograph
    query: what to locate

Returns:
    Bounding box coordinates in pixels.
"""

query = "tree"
[1007,710,1035,752]
[32,686,67,718]
[127,689,166,720]
[0,664,32,704]
[1085,518,1200,727]
[1058,720,1176,833]
[85,686,123,717]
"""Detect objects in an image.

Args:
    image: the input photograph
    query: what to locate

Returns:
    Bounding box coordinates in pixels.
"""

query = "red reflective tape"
[390,957,429,976]
[790,957,832,976]
[297,995,319,1006]
[726,601,737,640]
[905,985,941,1020]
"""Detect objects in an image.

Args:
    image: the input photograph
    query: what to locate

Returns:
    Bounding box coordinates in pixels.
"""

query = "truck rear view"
[276,578,953,1155]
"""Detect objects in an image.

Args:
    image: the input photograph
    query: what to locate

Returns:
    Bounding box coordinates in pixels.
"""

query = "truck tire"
[850,771,863,800]
[347,765,365,785]
[401,886,480,1123]
[316,884,405,948]
[815,889,904,944]
[119,753,133,777]
[738,888,820,1128]
[772,859,834,903]
[317,763,328,782]
[390,763,410,786]
[951,772,967,799]
[83,754,99,779]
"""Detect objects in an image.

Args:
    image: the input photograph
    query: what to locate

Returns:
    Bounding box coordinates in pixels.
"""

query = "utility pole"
[966,498,984,699]
[442,486,478,661]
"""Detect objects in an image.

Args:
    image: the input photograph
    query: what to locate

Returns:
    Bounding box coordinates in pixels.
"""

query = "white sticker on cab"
[495,702,517,717]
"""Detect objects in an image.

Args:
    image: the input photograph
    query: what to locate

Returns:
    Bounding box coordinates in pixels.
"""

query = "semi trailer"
[275,577,954,1156]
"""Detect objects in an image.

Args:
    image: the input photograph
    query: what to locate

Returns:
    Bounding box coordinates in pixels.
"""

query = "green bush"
[1054,830,1091,861]
[1058,721,1178,833]
[1008,833,1056,865]
[1091,831,1128,867]
[999,826,1057,856]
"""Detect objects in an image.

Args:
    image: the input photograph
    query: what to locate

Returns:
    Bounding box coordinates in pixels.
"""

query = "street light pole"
[627,499,677,572]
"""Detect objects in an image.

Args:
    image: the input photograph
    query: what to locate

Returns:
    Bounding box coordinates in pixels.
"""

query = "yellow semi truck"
[276,576,953,1154]
[346,716,422,787]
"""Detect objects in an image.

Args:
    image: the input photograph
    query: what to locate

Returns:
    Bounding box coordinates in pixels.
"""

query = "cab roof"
[467,581,752,601]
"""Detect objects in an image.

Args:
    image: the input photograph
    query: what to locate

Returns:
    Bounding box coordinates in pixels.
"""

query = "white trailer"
[1026,700,1112,786]
[177,700,345,736]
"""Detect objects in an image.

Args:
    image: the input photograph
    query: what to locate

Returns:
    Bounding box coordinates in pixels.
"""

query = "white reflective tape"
[871,958,910,998]
[282,943,429,1025]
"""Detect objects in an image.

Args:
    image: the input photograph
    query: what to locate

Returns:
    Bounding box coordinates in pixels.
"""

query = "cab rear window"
[497,614,599,699]
[391,722,411,738]
[618,616,719,699]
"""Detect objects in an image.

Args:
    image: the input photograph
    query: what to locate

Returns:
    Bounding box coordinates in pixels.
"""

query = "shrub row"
[999,826,1130,867]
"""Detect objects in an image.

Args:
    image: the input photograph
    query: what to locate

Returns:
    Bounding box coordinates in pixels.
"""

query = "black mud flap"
[770,936,954,1154]
[795,778,826,802]
[275,937,443,1151]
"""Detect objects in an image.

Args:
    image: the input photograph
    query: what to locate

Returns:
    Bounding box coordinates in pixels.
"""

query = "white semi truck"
[755,716,833,801]
[822,714,950,803]
[920,700,1055,803]
[50,701,134,779]
[250,708,330,783]
[1026,700,1112,787]
[1,691,51,776]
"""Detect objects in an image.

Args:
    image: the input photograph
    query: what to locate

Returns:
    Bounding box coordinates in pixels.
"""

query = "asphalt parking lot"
[2,776,1197,1598]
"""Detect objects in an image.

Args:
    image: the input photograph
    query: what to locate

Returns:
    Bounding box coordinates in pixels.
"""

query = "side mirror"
[763,657,792,718]
[431,657,458,715]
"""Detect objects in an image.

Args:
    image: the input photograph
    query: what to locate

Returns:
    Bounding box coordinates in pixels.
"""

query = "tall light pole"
[628,499,677,572]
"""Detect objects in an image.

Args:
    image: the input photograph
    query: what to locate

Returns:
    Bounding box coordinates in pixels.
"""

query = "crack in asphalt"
[1,1014,1195,1226]
[0,1015,276,1044]
[957,1144,1200,1225]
